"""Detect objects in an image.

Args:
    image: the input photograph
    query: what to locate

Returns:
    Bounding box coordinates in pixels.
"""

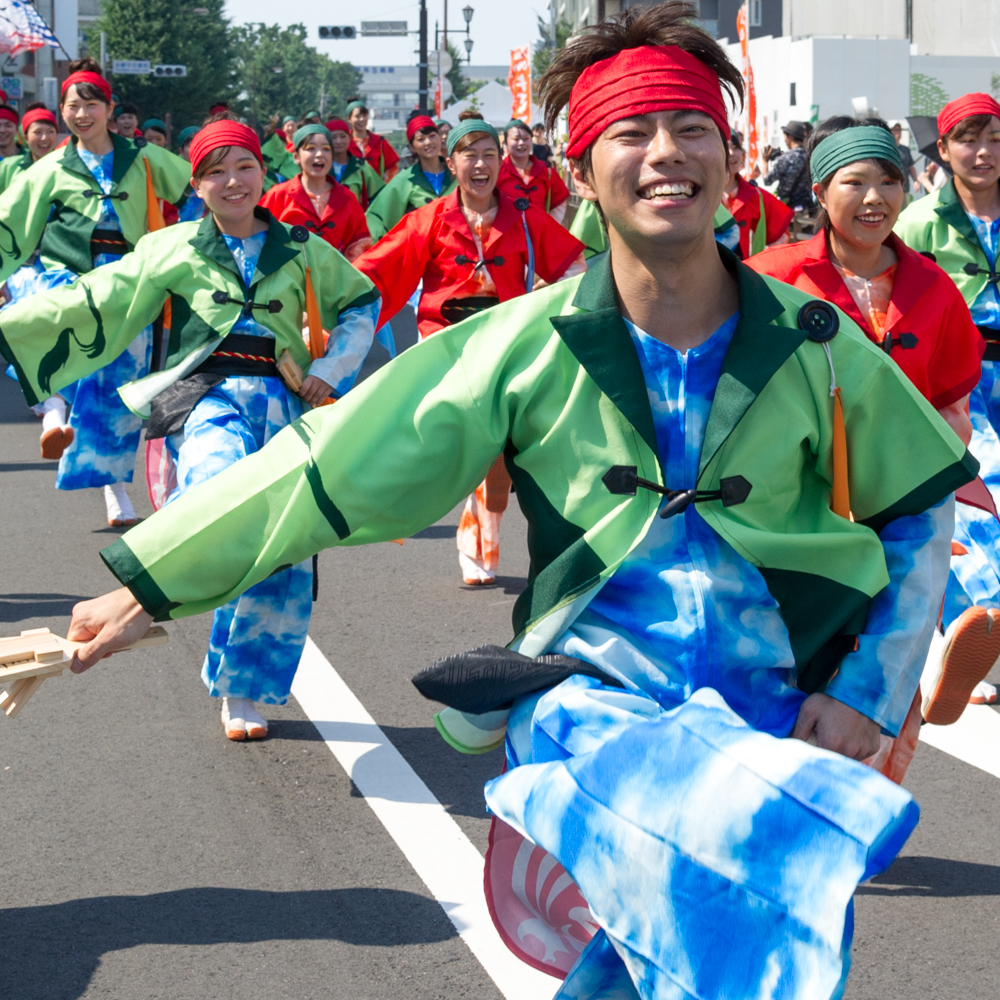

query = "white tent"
[441,81,542,128]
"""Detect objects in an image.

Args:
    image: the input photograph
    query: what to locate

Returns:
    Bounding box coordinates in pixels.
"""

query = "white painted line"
[291,637,556,1000]
[919,704,1000,780]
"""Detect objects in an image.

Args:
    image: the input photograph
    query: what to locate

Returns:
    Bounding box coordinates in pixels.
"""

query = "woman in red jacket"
[346,98,399,181]
[260,123,371,261]
[496,118,571,224]
[722,130,793,257]
[355,112,585,585]
[750,116,990,780]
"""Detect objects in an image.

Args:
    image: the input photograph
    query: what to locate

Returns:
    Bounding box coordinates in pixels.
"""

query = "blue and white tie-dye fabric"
[966,212,1000,330]
[489,315,950,999]
[166,375,311,704]
[489,681,918,1000]
[177,193,205,223]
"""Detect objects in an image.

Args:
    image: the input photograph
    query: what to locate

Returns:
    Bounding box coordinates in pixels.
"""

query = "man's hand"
[791,692,881,761]
[67,587,154,673]
[299,375,333,408]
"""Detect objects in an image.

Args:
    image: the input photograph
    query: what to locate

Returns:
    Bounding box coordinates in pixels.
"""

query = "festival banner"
[434,76,442,118]
[736,2,758,178]
[508,46,531,123]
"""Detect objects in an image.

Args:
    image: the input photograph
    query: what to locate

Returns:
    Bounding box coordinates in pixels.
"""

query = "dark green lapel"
[698,251,803,478]
[550,251,658,459]
[59,137,99,185]
[934,177,987,258]
[410,163,435,197]
[253,207,300,283]
[109,132,140,188]
[189,211,244,289]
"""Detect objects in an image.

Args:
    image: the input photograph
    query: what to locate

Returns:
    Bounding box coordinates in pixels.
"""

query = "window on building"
[749,0,762,27]
[790,82,796,106]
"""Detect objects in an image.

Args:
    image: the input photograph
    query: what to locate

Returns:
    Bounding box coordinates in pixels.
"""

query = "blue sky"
[223,0,546,69]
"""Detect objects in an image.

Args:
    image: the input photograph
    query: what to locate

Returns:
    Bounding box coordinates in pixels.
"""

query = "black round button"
[920,250,937,263]
[289,224,309,243]
[797,300,839,342]
[514,197,530,211]
[133,135,147,148]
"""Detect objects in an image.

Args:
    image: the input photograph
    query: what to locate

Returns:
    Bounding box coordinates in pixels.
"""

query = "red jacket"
[260,175,370,258]
[348,131,400,180]
[749,230,983,408]
[354,189,584,339]
[725,175,794,258]
[496,156,570,213]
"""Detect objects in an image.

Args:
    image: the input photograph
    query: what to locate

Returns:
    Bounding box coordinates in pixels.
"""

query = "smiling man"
[52,4,976,998]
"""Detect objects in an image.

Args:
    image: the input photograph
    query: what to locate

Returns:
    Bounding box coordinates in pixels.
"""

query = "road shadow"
[0,886,457,999]
[856,855,1000,897]
[0,461,56,473]
[0,376,34,424]
[0,591,91,623]
[409,524,459,540]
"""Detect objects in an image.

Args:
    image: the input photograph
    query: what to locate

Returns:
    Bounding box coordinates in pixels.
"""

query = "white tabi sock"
[221,697,268,740]
[40,395,68,433]
[104,482,137,526]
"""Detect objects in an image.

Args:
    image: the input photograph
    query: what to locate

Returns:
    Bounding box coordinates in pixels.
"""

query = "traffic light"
[152,64,187,77]
[318,26,356,39]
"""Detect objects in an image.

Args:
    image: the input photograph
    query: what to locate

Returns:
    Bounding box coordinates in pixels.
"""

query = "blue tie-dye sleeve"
[305,297,380,397]
[823,495,954,735]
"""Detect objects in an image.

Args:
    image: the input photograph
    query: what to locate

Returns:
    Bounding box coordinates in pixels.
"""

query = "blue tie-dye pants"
[165,375,312,704]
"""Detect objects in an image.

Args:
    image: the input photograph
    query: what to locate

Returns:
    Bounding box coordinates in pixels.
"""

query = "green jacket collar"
[60,132,141,191]
[934,177,987,257]
[551,245,794,479]
[189,207,300,293]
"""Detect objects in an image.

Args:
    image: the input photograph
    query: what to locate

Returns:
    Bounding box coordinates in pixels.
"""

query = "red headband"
[407,115,437,141]
[325,119,350,135]
[22,107,57,131]
[61,71,112,103]
[189,120,263,174]
[566,45,729,159]
[0,89,7,105]
[0,107,18,125]
[938,93,1000,137]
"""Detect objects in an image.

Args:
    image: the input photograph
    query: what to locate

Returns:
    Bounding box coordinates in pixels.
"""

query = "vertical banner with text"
[736,3,758,178]
[434,76,443,118]
[508,46,531,123]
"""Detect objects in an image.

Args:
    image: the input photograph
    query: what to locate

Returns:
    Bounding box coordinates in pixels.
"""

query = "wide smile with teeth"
[224,193,247,202]
[856,213,885,224]
[639,181,696,200]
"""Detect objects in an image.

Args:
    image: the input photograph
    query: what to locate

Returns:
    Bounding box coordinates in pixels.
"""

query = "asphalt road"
[1,312,999,999]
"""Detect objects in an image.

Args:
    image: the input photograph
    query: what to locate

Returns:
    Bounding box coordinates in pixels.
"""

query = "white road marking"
[919,705,1000,780]
[291,637,556,1000]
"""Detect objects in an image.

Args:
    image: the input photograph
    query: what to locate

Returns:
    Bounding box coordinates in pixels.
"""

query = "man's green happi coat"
[895,178,992,305]
[92,250,973,699]
[0,208,378,413]
[0,132,190,282]
[366,161,458,241]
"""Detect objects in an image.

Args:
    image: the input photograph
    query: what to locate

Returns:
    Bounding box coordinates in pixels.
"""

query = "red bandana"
[189,120,263,174]
[22,107,56,131]
[325,118,351,135]
[406,115,437,142]
[61,71,112,103]
[566,44,730,159]
[0,107,18,125]
[938,93,1000,137]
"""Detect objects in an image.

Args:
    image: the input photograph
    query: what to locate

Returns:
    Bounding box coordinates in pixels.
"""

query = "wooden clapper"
[0,626,169,718]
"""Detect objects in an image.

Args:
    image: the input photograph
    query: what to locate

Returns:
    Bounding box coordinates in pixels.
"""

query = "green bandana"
[345,101,367,115]
[446,119,500,157]
[282,115,296,126]
[141,118,167,134]
[303,109,322,120]
[504,119,530,136]
[293,124,333,150]
[809,125,902,184]
[177,126,200,147]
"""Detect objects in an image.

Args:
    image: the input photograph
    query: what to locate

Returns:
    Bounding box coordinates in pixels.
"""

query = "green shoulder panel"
[568,198,607,258]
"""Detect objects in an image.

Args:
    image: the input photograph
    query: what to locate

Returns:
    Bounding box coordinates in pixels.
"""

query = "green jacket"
[93,250,973,751]
[366,161,458,241]
[0,132,190,282]
[260,133,300,179]
[0,208,378,414]
[337,155,385,211]
[895,178,990,307]
[0,151,33,195]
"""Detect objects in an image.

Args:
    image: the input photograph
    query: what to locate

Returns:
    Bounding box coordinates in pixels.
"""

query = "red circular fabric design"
[61,71,112,103]
[938,92,1000,137]
[406,115,438,141]
[325,119,351,135]
[189,120,263,174]
[22,108,56,130]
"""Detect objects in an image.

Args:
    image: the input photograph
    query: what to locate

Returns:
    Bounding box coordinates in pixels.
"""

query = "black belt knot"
[212,290,283,318]
[602,465,753,519]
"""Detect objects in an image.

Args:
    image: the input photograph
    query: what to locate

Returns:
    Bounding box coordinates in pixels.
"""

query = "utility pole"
[419,0,429,113]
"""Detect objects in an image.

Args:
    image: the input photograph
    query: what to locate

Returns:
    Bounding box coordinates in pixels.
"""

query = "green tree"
[229,23,360,129]
[532,16,573,81]
[444,39,482,103]
[90,0,235,133]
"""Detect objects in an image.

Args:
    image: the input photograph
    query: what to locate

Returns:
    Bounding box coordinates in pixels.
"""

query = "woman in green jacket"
[0,57,190,526]
[365,114,456,241]
[0,104,58,194]
[324,118,384,210]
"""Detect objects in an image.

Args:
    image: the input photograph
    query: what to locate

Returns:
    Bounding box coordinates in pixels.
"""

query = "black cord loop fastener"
[881,332,918,353]
[455,254,505,270]
[212,289,283,317]
[964,261,1000,284]
[82,189,129,201]
[602,465,753,519]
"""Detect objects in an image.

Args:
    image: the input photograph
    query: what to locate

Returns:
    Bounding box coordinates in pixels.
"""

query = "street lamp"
[462,5,474,25]
[464,36,473,63]
[462,6,474,64]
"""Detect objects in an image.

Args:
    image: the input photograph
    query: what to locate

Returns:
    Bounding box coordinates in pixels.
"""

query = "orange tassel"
[143,159,166,232]
[304,265,324,359]
[830,386,851,519]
